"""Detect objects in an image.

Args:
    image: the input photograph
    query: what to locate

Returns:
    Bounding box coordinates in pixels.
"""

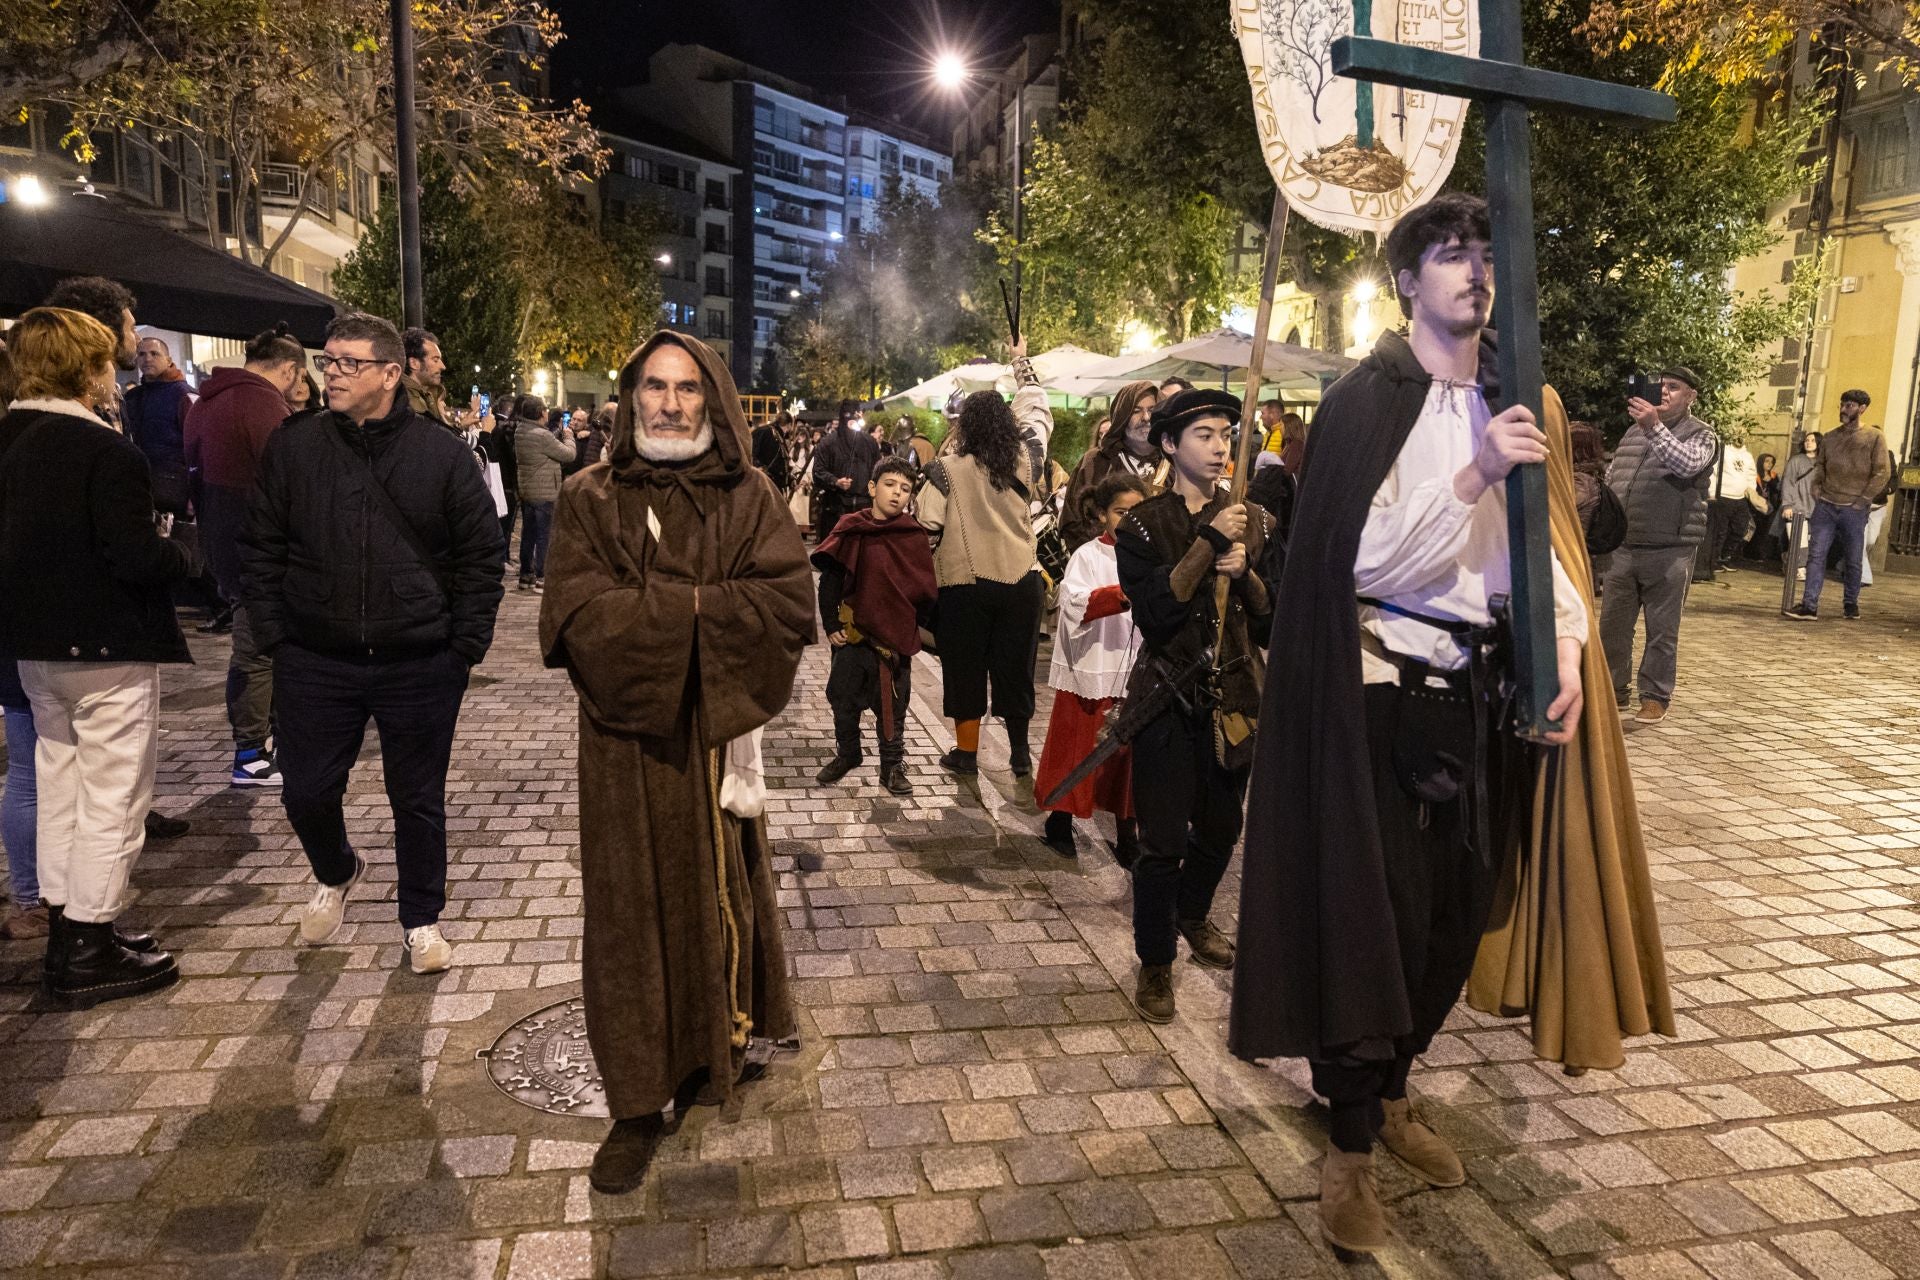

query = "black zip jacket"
[241,401,505,663]
[0,405,193,664]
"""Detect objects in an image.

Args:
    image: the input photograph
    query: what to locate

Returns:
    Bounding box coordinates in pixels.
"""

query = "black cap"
[1148,388,1241,448]
[1661,365,1702,391]
[1840,388,1872,407]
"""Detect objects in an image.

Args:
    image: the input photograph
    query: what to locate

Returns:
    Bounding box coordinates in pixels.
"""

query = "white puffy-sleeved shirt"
[1355,379,1588,684]
[1046,536,1140,700]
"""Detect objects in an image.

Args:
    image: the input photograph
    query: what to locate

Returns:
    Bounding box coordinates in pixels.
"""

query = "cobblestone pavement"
[2,565,1920,1279]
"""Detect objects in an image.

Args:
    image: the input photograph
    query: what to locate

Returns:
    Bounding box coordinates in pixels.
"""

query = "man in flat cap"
[1599,364,1714,725]
[1111,388,1274,1025]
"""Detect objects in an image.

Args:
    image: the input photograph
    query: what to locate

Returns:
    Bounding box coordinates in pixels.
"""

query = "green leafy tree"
[334,157,522,392]
[1581,0,1920,89]
[0,0,252,114]
[1445,2,1822,435]
[498,187,668,380]
[20,0,603,269]
[1064,0,1364,338]
[772,302,868,405]
[793,176,1001,395]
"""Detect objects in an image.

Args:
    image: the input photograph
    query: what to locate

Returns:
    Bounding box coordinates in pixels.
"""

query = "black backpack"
[1586,481,1627,556]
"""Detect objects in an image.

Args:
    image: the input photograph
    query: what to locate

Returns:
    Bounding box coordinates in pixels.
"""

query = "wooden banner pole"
[1230,191,1291,506]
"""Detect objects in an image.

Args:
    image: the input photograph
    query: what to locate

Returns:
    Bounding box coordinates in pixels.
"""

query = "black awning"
[0,196,340,345]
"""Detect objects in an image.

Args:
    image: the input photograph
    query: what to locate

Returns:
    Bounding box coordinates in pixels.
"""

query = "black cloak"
[1228,327,1504,1063]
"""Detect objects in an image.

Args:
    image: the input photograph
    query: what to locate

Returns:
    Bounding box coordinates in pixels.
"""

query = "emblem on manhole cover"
[479,998,608,1117]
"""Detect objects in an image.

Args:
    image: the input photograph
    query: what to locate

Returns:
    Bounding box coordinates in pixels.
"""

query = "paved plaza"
[4,567,1920,1278]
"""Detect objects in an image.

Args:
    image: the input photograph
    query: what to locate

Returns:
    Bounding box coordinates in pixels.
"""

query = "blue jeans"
[3,705,38,904]
[518,500,555,582]
[1803,500,1869,613]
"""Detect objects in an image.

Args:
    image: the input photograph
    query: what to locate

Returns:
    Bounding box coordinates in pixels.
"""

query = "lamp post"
[932,52,1021,304]
[390,0,424,329]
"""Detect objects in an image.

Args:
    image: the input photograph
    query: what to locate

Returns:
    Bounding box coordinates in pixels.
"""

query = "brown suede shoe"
[1634,698,1668,725]
[1178,918,1236,969]
[1319,1144,1387,1254]
[1133,963,1175,1023]
[1379,1097,1465,1187]
[1,902,50,939]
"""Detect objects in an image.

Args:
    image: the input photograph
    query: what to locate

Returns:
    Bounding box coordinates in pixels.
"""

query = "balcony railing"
[258,162,336,220]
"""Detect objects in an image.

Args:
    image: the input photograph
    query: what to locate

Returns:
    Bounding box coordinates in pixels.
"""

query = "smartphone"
[478,392,491,417]
[1627,373,1664,405]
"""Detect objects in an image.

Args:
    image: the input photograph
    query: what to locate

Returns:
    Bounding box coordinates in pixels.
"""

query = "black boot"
[1006,719,1032,777]
[143,811,190,841]
[1043,810,1077,857]
[1112,819,1142,871]
[48,904,158,955]
[880,765,913,796]
[939,748,978,775]
[51,919,178,1009]
[41,906,67,995]
[815,754,860,785]
[589,1114,666,1194]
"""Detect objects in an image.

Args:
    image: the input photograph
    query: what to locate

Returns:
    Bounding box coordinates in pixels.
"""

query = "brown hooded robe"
[1466,387,1676,1070]
[539,332,815,1118]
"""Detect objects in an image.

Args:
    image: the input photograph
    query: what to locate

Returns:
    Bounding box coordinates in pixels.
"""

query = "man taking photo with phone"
[1597,366,1714,726]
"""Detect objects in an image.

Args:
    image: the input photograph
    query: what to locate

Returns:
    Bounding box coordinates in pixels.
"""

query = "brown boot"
[1319,1144,1387,1254]
[589,1114,665,1195]
[1132,963,1174,1023]
[1379,1096,1465,1187]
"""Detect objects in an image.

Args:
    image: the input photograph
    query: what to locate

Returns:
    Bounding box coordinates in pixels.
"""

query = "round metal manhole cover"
[478,998,609,1117]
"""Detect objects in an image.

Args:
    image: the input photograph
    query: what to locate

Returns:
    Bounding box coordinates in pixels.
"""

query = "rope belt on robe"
[706,748,753,1050]
[639,460,756,1053]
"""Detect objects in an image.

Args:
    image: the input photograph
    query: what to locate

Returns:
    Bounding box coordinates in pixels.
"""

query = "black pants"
[1129,708,1248,966]
[274,644,470,929]
[1310,682,1514,1151]
[827,641,910,770]
[814,491,845,544]
[936,573,1044,723]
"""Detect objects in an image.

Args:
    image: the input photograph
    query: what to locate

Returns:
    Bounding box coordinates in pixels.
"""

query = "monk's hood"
[609,330,750,478]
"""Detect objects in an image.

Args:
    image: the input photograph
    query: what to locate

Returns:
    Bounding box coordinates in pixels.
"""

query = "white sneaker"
[300,855,365,945]
[406,923,454,974]
[231,750,283,787]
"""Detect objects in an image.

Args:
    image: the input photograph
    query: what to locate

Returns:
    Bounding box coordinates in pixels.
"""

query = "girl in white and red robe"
[1035,474,1150,862]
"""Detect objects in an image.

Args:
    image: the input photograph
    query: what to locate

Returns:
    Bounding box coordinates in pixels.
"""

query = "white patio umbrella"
[1079,328,1353,396]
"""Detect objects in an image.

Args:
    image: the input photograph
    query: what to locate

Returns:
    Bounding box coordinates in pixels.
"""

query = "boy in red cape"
[811,458,938,795]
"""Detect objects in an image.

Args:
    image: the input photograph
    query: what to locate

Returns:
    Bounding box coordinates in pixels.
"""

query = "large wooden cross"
[1331,2,1675,738]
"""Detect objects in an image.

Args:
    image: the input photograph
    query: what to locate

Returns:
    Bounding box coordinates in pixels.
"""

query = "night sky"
[550,0,1062,137]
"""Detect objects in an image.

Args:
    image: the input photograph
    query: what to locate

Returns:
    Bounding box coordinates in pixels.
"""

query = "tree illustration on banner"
[1235,0,1476,236]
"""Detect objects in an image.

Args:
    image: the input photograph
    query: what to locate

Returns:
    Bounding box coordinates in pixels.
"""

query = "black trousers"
[274,644,470,929]
[827,641,911,770]
[1310,682,1513,1151]
[1129,708,1248,966]
[935,573,1044,723]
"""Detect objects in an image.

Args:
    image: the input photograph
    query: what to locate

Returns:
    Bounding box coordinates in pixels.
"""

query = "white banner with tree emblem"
[1231,0,1478,238]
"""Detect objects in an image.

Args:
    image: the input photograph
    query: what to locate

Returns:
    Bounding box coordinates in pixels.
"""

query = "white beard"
[635,419,714,462]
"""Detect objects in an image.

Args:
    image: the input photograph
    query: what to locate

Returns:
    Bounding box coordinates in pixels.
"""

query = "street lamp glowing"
[656,252,672,266]
[1349,278,1379,303]
[788,288,802,300]
[11,174,49,207]
[933,52,968,92]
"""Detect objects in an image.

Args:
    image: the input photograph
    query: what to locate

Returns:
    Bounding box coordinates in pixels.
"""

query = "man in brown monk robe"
[539,331,814,1193]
